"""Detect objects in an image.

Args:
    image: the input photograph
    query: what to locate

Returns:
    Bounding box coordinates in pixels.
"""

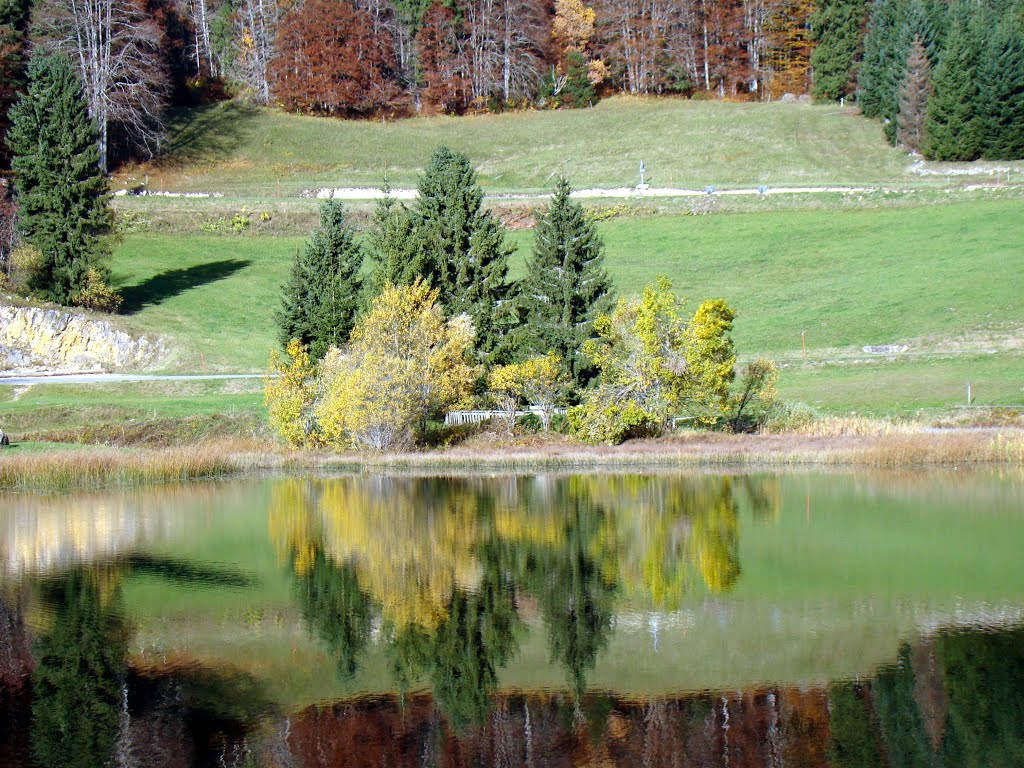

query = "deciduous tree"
[316,280,476,450]
[271,0,401,116]
[33,0,170,169]
[896,35,931,150]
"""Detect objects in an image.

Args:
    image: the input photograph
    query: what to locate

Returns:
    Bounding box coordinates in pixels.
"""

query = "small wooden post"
[801,331,807,363]
[967,382,972,404]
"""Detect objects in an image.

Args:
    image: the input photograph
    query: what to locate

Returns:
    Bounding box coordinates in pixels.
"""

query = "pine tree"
[6,53,112,304]
[921,4,981,160]
[897,36,932,150]
[975,23,1024,160]
[276,200,364,360]
[810,0,866,101]
[515,178,613,387]
[410,146,513,358]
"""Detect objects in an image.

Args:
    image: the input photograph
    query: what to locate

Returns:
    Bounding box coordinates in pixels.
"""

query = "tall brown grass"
[2,431,1021,491]
[0,442,262,492]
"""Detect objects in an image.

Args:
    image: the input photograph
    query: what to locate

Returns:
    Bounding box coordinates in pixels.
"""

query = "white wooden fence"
[445,407,567,426]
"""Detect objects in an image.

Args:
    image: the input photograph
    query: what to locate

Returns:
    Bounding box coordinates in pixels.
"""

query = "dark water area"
[0,470,1023,767]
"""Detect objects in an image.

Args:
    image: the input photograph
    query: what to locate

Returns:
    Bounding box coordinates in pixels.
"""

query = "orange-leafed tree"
[271,0,402,116]
[417,2,470,113]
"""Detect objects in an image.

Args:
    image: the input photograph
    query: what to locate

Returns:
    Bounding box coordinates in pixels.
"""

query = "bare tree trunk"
[35,0,169,170]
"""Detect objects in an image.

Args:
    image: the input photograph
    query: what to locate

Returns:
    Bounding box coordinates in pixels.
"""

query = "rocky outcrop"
[0,305,164,373]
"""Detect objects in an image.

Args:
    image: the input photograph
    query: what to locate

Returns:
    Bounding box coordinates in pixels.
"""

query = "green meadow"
[91,198,1024,414]
[132,98,918,197]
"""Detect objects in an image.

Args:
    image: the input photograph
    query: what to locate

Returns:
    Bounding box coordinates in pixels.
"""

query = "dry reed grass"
[763,414,921,437]
[2,430,1021,491]
[0,441,259,491]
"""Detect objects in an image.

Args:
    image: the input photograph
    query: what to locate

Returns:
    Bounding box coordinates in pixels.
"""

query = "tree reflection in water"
[271,474,756,726]
[30,569,127,768]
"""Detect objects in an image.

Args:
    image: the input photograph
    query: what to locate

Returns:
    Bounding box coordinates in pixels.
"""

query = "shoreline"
[2,428,1022,492]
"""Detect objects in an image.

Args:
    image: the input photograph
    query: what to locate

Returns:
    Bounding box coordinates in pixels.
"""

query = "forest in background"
[0,0,1022,167]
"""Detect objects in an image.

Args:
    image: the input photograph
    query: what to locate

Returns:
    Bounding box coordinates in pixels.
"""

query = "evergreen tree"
[897,36,933,150]
[0,0,30,168]
[810,0,867,101]
[6,53,112,304]
[31,571,127,768]
[275,199,364,359]
[975,23,1024,160]
[515,178,613,387]
[363,187,419,302]
[294,553,373,680]
[410,146,513,359]
[921,4,981,160]
[858,0,904,119]
[860,0,934,142]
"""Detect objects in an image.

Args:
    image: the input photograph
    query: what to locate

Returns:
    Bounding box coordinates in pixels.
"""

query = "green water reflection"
[0,470,1022,766]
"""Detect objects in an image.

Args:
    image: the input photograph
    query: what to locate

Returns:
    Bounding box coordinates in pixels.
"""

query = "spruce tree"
[975,23,1024,160]
[897,36,933,150]
[6,53,112,304]
[810,0,867,101]
[0,0,30,168]
[515,178,613,387]
[276,200,364,359]
[858,0,904,119]
[410,146,513,358]
[921,5,981,160]
[363,187,419,302]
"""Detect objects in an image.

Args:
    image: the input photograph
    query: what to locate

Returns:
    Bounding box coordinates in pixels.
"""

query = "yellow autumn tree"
[265,339,322,447]
[553,0,596,53]
[317,280,476,451]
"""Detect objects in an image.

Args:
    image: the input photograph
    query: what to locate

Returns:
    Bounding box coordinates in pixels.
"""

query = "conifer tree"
[810,0,867,101]
[6,52,112,304]
[0,0,30,168]
[921,5,981,160]
[897,36,932,150]
[515,178,612,387]
[858,0,903,119]
[363,188,419,302]
[410,146,513,358]
[975,23,1024,160]
[860,0,934,142]
[276,200,364,359]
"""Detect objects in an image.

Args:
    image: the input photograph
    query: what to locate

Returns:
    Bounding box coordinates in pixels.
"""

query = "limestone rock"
[0,305,165,373]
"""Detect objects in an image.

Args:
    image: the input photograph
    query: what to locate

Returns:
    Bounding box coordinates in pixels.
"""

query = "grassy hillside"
[131,98,918,196]
[97,199,1024,413]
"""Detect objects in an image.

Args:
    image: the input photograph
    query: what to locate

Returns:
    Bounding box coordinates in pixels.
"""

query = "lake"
[0,469,1022,767]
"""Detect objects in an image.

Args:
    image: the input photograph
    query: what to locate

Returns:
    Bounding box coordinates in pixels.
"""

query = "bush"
[568,400,660,444]
[761,401,822,433]
[71,268,123,313]
[6,246,43,295]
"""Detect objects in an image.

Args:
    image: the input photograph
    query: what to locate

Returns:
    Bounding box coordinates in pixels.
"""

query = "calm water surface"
[0,470,1022,767]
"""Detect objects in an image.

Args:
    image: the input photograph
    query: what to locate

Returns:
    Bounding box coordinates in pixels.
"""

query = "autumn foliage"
[270,0,402,115]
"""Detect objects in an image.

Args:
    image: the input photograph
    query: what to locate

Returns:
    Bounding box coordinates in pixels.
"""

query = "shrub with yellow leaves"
[317,280,477,451]
[264,339,322,448]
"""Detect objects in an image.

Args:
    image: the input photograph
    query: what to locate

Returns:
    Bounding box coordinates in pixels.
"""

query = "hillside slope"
[130,98,915,196]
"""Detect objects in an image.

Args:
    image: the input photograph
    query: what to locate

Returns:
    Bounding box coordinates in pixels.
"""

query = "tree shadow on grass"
[119,259,252,315]
[155,102,260,168]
